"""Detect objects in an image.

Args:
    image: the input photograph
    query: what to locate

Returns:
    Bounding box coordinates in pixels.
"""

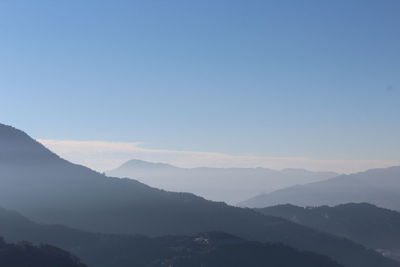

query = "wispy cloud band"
[38,139,400,174]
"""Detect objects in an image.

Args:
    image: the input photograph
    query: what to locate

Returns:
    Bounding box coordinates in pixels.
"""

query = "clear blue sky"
[0,0,399,161]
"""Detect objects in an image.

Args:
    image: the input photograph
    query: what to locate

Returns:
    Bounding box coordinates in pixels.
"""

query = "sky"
[0,0,399,173]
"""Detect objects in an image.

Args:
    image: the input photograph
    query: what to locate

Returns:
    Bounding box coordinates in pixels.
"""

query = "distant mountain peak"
[117,159,179,169]
[107,159,339,204]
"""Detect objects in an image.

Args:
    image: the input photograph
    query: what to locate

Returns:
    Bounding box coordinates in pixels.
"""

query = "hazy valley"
[107,159,338,204]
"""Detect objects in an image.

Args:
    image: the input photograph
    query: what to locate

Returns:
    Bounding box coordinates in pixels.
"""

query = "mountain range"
[239,166,400,210]
[0,123,398,267]
[107,159,337,204]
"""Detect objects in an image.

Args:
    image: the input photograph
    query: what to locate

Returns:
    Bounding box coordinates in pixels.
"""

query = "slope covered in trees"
[0,237,86,267]
[0,206,345,267]
[257,203,400,261]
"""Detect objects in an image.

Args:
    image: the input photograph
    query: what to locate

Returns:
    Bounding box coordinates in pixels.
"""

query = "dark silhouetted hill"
[0,123,398,267]
[0,206,344,267]
[256,203,400,261]
[0,237,86,267]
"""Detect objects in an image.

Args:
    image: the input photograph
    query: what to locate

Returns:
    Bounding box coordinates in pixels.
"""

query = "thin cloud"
[38,139,400,174]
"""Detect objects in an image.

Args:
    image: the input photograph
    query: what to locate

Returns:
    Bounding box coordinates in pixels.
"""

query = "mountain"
[239,166,400,209]
[0,237,86,267]
[256,203,400,261]
[107,159,337,204]
[115,159,180,170]
[0,206,343,267]
[0,123,398,267]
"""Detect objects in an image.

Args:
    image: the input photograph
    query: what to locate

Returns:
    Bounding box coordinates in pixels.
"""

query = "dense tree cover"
[0,225,343,267]
[148,232,343,267]
[0,237,86,267]
[0,207,344,267]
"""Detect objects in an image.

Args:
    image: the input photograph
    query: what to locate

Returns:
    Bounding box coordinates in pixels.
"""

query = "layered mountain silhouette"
[239,166,400,209]
[0,123,399,267]
[107,159,337,204]
[256,203,400,261]
[0,237,86,267]
[0,206,343,267]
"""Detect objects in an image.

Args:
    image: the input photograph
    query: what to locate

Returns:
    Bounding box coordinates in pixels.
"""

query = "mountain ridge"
[0,205,344,267]
[239,166,400,209]
[256,203,400,261]
[112,158,338,174]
